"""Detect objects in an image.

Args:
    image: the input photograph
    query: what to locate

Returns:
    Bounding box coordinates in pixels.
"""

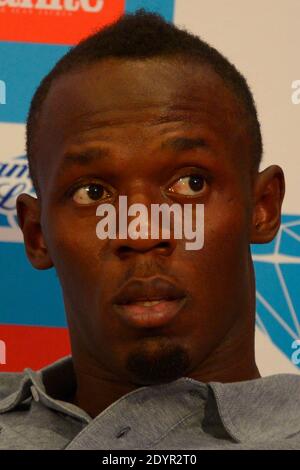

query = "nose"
[114,237,175,259]
[111,192,177,259]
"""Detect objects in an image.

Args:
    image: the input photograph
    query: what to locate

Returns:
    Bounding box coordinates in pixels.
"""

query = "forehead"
[35,57,250,185]
[40,57,245,133]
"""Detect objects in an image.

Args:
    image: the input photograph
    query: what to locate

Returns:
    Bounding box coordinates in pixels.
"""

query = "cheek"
[204,187,251,254]
[172,206,251,347]
[207,212,249,258]
[42,209,107,288]
[180,201,251,302]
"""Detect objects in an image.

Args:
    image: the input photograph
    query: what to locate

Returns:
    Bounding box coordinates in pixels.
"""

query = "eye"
[72,183,111,205]
[168,174,206,196]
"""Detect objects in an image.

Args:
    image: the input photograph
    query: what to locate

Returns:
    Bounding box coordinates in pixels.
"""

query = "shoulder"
[253,372,300,391]
[210,372,300,418]
[0,371,26,400]
[209,373,300,444]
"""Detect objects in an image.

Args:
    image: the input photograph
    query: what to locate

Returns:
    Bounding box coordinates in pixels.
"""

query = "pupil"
[87,184,104,200]
[188,175,203,192]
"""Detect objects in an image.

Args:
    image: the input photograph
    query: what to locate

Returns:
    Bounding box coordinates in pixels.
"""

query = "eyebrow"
[60,147,112,170]
[60,136,209,170]
[160,136,208,152]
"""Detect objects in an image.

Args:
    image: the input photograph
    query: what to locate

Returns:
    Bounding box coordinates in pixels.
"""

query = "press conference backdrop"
[0,0,299,375]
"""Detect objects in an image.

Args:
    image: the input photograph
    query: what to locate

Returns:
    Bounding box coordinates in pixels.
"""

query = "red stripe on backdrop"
[0,325,70,372]
[0,0,125,45]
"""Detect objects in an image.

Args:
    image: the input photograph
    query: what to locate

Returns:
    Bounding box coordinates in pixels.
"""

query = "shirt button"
[30,385,40,402]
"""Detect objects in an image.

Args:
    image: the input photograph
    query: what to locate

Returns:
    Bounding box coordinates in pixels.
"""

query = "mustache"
[119,259,171,283]
[122,256,172,284]
[112,275,187,305]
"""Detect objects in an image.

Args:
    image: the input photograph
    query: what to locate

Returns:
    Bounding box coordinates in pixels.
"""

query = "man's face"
[32,57,256,385]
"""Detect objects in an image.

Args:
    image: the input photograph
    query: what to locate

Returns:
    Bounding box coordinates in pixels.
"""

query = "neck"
[72,360,137,418]
[72,325,259,419]
[187,317,260,383]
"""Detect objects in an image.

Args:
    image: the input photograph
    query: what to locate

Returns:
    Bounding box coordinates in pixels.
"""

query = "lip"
[112,276,187,329]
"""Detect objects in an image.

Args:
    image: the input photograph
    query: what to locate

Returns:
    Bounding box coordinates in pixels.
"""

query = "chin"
[125,339,190,385]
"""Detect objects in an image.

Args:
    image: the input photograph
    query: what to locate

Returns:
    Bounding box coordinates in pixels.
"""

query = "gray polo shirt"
[0,355,300,450]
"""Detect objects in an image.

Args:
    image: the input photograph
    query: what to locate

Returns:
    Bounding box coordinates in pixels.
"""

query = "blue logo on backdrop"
[0,152,66,327]
[252,214,300,368]
[0,154,34,242]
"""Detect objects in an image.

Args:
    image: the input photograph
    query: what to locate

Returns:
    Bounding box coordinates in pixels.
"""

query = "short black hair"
[26,9,263,195]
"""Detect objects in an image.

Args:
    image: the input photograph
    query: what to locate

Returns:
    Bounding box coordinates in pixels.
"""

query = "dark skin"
[17,57,285,418]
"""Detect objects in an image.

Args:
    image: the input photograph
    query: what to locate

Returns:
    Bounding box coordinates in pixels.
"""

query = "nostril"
[117,246,134,257]
[116,426,131,438]
[116,240,173,258]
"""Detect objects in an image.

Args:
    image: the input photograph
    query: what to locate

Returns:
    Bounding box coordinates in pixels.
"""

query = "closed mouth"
[112,276,187,328]
[112,276,186,306]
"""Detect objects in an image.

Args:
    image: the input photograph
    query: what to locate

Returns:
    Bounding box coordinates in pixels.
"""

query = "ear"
[250,165,285,244]
[16,193,53,269]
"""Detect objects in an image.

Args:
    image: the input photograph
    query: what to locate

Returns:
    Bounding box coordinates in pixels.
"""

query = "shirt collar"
[0,355,91,424]
[210,373,300,442]
[1,355,299,444]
